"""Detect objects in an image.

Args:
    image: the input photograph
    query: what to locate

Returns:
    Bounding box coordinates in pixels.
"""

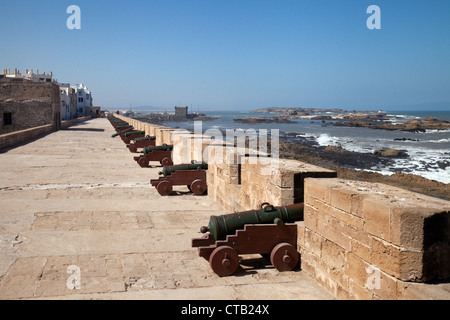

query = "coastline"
[278,137,449,200]
[135,109,450,199]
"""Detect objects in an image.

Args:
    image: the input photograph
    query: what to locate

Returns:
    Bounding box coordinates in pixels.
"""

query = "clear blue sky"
[1,0,449,111]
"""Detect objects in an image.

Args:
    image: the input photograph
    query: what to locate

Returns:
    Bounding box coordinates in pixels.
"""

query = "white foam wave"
[424,129,450,133]
[426,138,450,143]
[316,134,336,146]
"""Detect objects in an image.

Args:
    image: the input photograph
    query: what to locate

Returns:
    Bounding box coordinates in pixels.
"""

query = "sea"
[157,110,450,184]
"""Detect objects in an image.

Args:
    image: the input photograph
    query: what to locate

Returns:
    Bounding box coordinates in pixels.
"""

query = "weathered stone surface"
[303,177,450,299]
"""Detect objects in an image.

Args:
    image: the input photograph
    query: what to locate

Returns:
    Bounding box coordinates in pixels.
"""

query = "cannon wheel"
[138,157,149,168]
[128,145,137,153]
[270,242,299,272]
[160,157,173,167]
[156,180,173,196]
[190,179,207,195]
[209,246,239,277]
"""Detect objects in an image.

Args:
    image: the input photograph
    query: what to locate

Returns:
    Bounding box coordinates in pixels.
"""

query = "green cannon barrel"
[134,136,156,142]
[123,130,145,137]
[159,162,208,177]
[111,127,133,138]
[115,125,132,130]
[201,203,304,241]
[112,120,128,125]
[142,144,173,155]
[109,117,127,124]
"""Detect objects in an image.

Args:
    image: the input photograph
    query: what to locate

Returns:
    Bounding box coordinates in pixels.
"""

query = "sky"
[1,0,449,111]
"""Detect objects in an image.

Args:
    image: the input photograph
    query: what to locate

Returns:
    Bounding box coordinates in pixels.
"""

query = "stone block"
[304,178,334,204]
[348,279,374,300]
[304,204,318,231]
[370,236,424,282]
[390,207,448,251]
[297,222,305,251]
[345,252,371,288]
[245,171,268,188]
[315,218,352,251]
[306,194,364,229]
[351,238,372,263]
[363,197,391,241]
[321,239,346,272]
[374,271,399,300]
[330,187,366,218]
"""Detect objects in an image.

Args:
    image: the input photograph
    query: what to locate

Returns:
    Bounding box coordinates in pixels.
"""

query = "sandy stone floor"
[0,118,332,300]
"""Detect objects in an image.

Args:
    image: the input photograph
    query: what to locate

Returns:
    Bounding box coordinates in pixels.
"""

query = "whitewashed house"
[72,83,93,117]
[58,83,77,121]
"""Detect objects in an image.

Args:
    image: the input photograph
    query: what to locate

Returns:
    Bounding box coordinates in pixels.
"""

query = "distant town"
[0,67,100,134]
[123,106,216,124]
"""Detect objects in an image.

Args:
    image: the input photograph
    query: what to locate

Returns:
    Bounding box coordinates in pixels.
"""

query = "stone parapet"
[301,178,450,299]
[0,116,92,151]
[0,124,53,151]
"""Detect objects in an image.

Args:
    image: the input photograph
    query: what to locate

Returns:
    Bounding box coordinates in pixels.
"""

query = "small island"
[234,117,297,124]
[332,116,450,132]
[252,108,450,132]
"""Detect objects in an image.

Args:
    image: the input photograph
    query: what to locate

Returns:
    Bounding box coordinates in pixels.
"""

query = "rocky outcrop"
[374,148,409,158]
[333,117,450,132]
[233,117,296,124]
[278,138,449,200]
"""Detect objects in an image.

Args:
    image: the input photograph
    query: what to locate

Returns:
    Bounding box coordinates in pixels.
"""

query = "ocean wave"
[364,160,450,184]
[425,138,450,143]
[424,129,450,133]
[316,134,337,146]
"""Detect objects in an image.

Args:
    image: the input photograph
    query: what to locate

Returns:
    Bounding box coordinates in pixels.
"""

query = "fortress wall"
[0,81,61,134]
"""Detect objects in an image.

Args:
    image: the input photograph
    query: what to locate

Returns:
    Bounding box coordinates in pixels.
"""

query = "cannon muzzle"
[201,203,304,241]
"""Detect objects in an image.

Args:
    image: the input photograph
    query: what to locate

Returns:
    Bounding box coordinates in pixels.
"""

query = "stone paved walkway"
[0,118,332,300]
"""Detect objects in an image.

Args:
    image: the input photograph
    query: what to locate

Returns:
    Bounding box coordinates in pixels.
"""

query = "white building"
[58,83,77,121]
[1,68,95,120]
[1,68,53,82]
[71,83,93,117]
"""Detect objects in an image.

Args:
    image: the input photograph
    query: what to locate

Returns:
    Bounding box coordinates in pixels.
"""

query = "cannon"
[192,202,303,276]
[133,144,174,167]
[159,162,208,177]
[122,130,145,144]
[111,127,134,138]
[112,121,129,128]
[126,136,156,153]
[150,162,208,196]
[113,123,132,130]
[108,117,129,128]
[141,144,173,155]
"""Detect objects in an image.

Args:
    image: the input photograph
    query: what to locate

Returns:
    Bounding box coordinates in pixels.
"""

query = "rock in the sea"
[394,138,420,142]
[324,145,346,153]
[374,148,409,158]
